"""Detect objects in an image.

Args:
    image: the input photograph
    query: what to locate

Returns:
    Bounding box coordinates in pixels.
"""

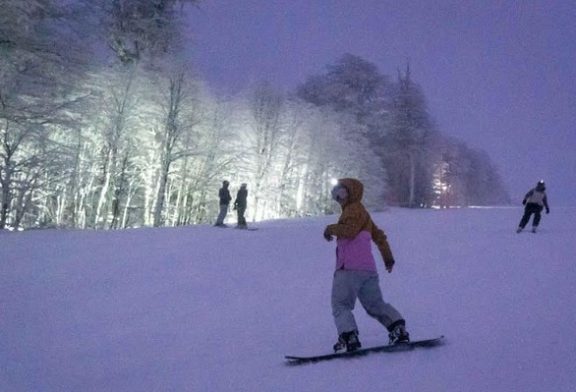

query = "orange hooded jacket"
[325,178,395,271]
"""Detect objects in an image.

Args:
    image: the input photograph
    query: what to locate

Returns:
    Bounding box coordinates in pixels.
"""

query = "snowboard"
[285,336,444,365]
[214,225,258,231]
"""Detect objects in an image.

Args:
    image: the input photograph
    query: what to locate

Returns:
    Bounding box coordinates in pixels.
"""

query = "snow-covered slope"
[1,207,575,392]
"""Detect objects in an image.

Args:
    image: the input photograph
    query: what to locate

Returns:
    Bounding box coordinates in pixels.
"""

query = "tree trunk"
[408,151,416,208]
[94,148,114,227]
[153,160,171,227]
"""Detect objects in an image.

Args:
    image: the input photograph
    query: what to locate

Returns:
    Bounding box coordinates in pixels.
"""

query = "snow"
[1,207,575,391]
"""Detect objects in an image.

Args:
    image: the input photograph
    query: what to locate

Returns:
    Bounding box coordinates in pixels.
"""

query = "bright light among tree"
[0,3,509,230]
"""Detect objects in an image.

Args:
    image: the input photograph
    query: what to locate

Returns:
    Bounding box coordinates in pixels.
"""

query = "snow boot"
[516,226,523,233]
[531,226,537,233]
[333,330,361,353]
[388,321,410,345]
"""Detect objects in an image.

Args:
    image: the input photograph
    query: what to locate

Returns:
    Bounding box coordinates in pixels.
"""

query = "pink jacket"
[326,178,395,272]
[335,230,377,272]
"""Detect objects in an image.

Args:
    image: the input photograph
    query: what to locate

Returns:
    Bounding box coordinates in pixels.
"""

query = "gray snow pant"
[331,269,404,335]
[215,204,228,225]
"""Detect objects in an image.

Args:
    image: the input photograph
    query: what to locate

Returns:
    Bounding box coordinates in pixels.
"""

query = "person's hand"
[323,227,333,242]
[385,259,395,273]
[522,199,526,205]
[546,208,550,214]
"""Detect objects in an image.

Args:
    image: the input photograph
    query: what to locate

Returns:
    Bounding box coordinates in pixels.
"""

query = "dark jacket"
[234,187,248,209]
[219,186,232,205]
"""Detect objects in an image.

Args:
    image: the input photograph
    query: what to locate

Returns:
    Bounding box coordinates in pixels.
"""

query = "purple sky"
[186,0,576,206]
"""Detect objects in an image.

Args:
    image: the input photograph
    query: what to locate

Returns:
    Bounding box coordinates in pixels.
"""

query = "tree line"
[0,0,509,230]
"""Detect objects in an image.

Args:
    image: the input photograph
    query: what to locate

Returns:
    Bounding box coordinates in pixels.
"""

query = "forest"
[0,0,509,230]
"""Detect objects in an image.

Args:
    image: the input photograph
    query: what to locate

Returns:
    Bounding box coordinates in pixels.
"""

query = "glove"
[522,199,526,205]
[323,227,333,242]
[546,208,550,214]
[385,258,395,273]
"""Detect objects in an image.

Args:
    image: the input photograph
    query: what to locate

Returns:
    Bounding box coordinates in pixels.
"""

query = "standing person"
[517,180,550,233]
[214,180,232,227]
[323,178,409,353]
[234,183,248,229]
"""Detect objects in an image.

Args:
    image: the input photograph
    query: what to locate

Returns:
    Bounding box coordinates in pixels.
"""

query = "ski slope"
[1,207,575,391]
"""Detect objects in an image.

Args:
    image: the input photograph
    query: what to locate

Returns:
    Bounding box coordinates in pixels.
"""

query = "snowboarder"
[323,178,409,353]
[233,183,248,229]
[214,180,232,227]
[517,180,550,233]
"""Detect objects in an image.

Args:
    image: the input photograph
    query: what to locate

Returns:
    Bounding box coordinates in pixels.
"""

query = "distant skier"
[517,180,550,233]
[233,183,248,229]
[214,180,232,227]
[323,178,409,353]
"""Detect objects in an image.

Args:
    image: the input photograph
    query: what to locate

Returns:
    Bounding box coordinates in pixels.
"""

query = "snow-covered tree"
[296,54,391,204]
[384,64,437,207]
[297,53,391,134]
[87,0,201,65]
[1,4,510,230]
[0,0,89,229]
[431,137,509,207]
